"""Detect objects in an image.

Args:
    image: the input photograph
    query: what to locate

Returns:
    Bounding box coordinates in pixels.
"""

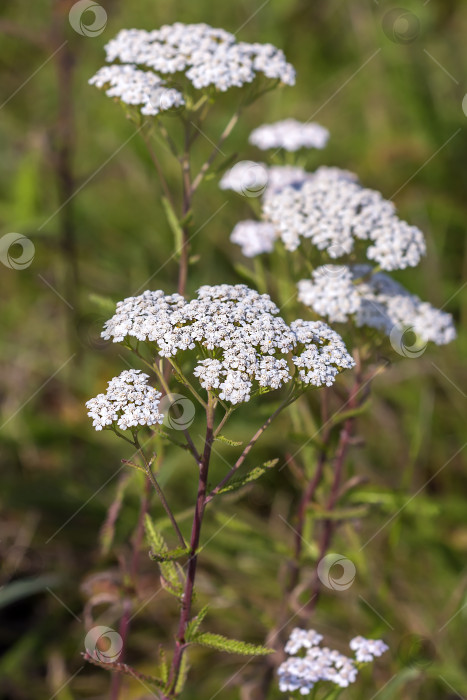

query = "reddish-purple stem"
[166,394,215,696]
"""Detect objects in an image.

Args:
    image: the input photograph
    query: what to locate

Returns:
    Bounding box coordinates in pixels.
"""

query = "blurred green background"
[0,0,466,698]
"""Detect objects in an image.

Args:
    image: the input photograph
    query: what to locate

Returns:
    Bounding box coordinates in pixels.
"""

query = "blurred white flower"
[349,636,389,663]
[298,264,456,346]
[278,628,389,695]
[230,220,277,257]
[249,119,329,151]
[263,167,426,270]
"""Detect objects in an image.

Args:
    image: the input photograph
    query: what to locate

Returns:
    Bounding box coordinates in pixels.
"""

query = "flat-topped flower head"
[349,636,389,663]
[278,628,388,695]
[249,119,329,151]
[263,166,426,270]
[298,264,456,346]
[86,369,163,431]
[278,628,358,694]
[102,285,354,405]
[89,64,185,116]
[90,23,295,113]
[285,628,324,654]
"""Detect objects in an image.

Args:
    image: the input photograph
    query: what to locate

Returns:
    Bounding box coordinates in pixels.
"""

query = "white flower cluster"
[89,64,185,116]
[278,628,388,695]
[262,166,426,270]
[249,119,329,151]
[90,24,294,109]
[230,220,277,257]
[298,265,456,345]
[86,370,164,431]
[349,636,389,663]
[101,285,354,405]
[223,166,354,256]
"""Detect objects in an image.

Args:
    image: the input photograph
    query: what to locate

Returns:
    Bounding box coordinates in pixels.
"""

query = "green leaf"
[144,515,184,598]
[88,293,117,315]
[289,433,328,452]
[162,196,184,257]
[306,504,370,521]
[149,545,190,562]
[174,650,190,694]
[216,459,279,496]
[191,632,273,656]
[159,429,192,451]
[330,404,368,427]
[214,434,243,447]
[185,605,210,641]
[0,575,61,610]
[157,646,168,685]
[233,263,258,287]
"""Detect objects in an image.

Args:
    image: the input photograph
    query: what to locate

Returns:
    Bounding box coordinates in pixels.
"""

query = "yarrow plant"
[84,284,353,698]
[83,16,454,700]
